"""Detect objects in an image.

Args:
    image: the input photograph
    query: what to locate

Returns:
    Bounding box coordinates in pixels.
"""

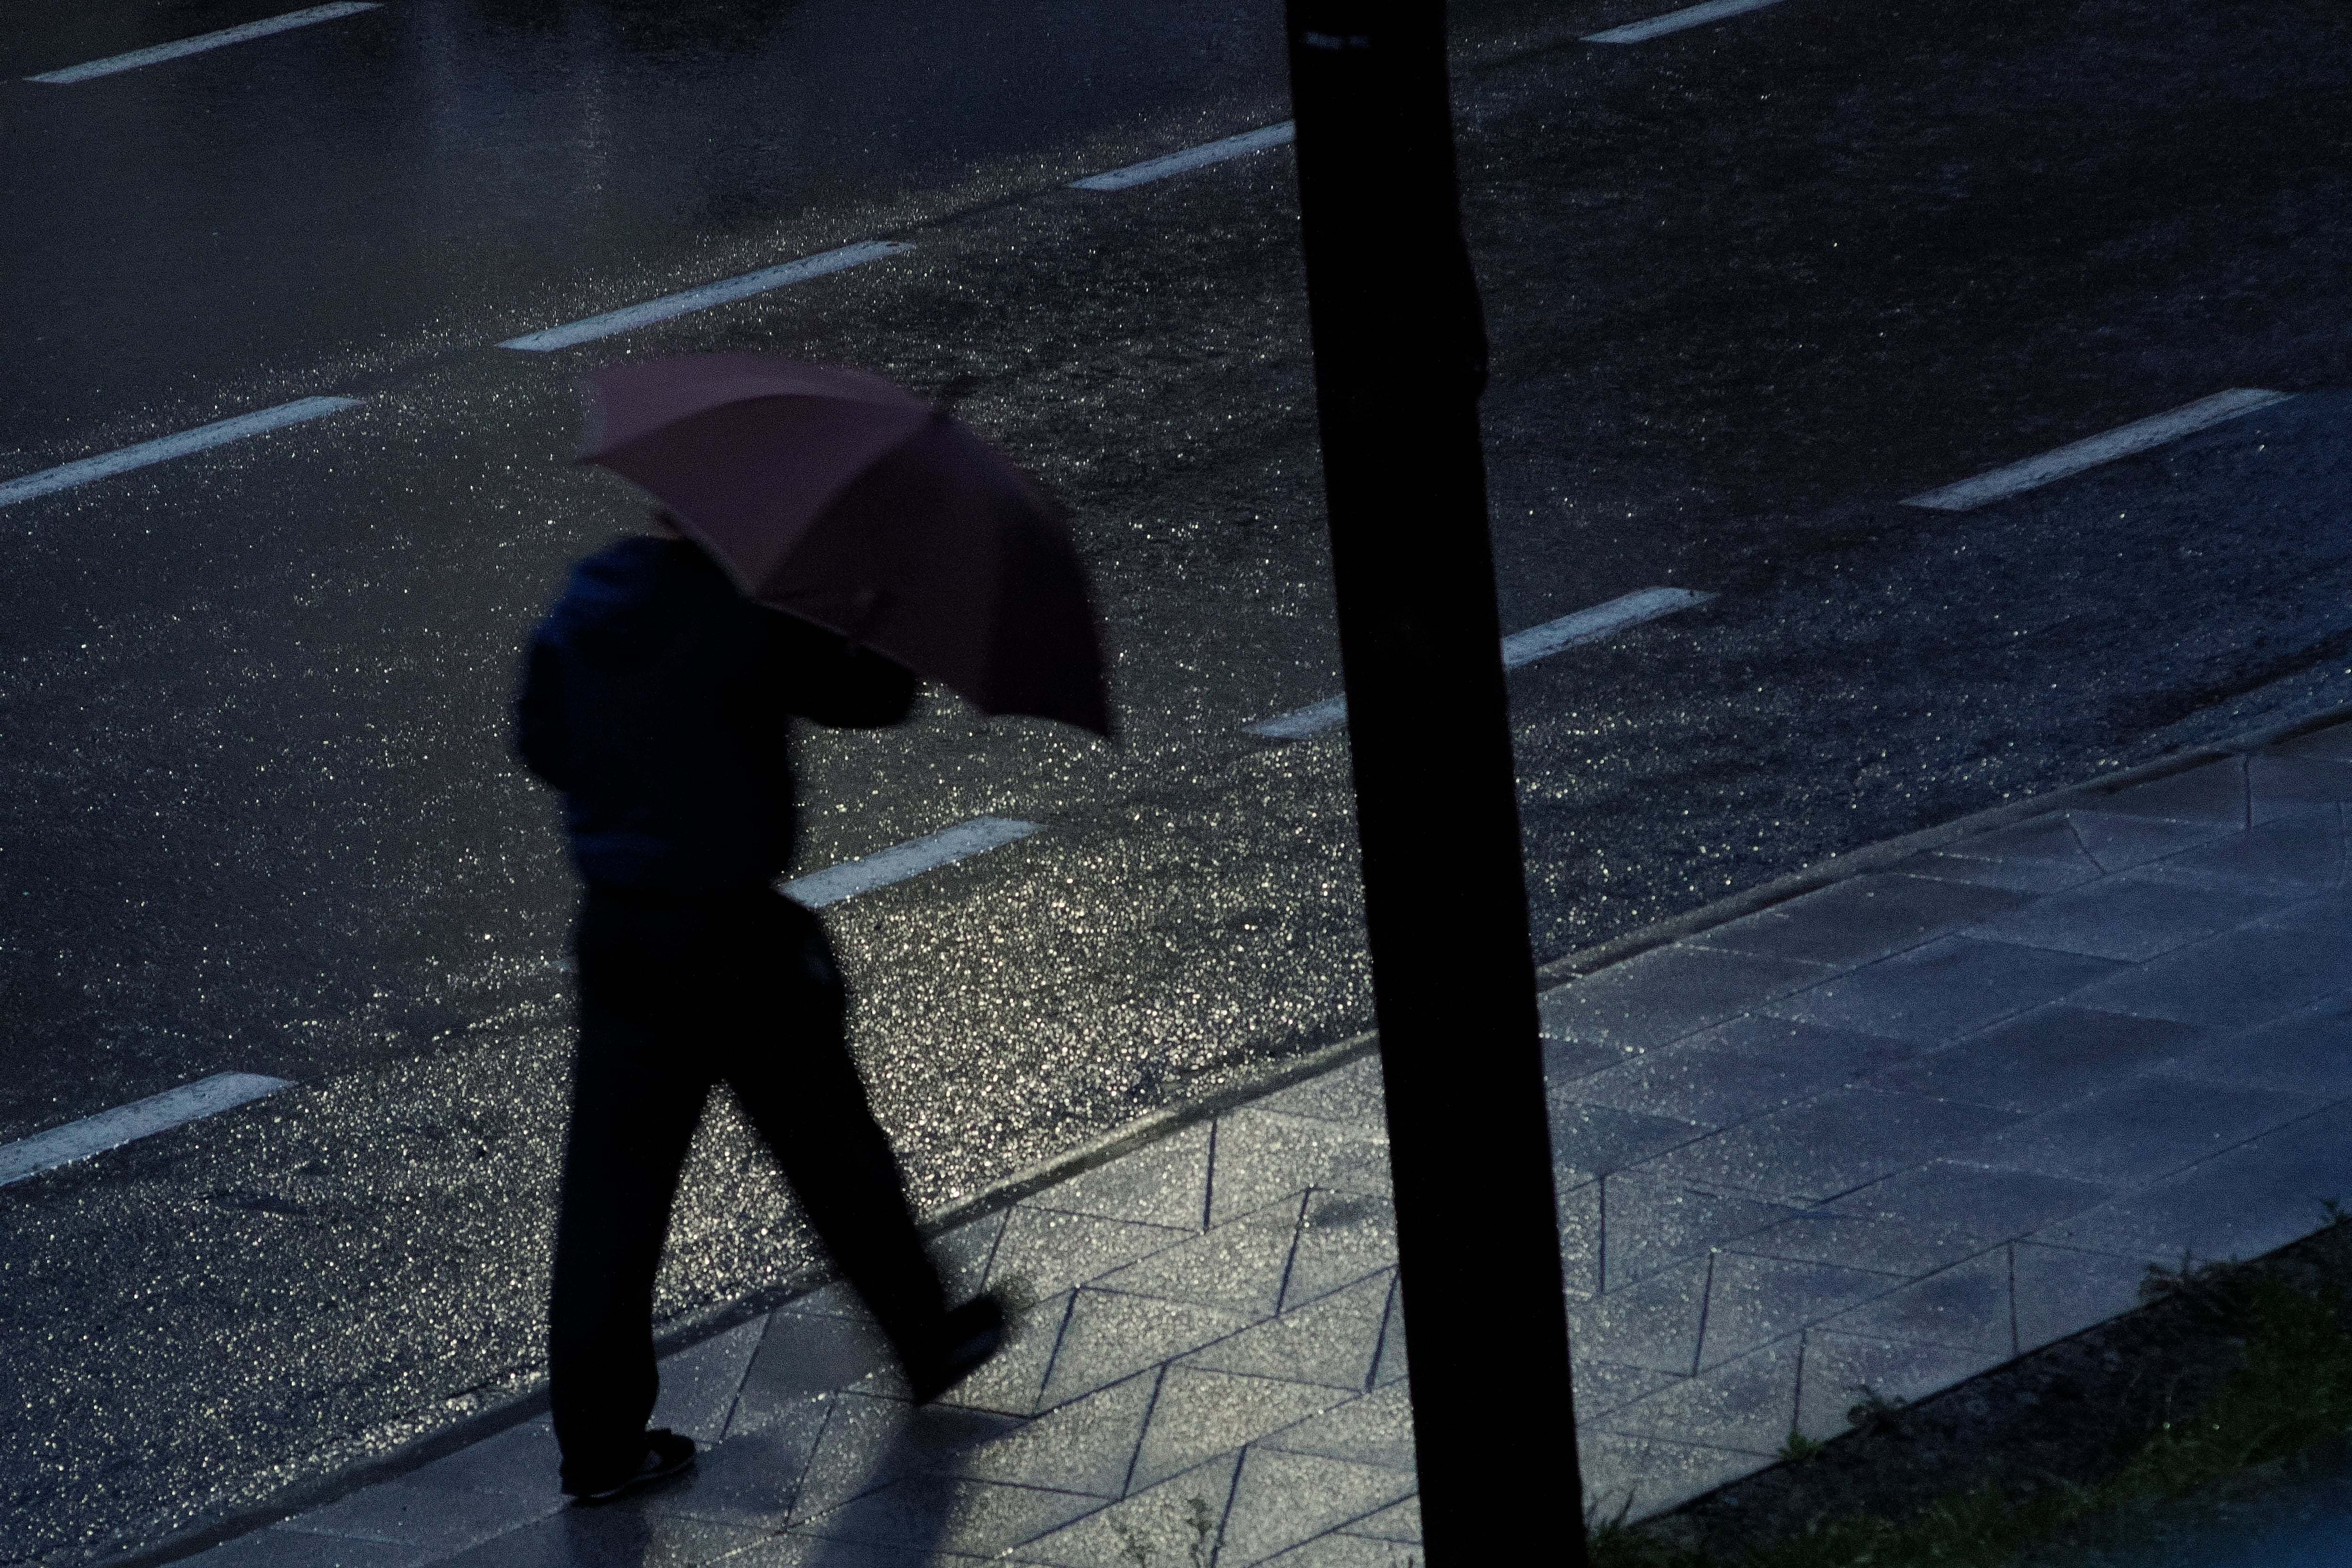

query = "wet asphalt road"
[4,0,2351,1557]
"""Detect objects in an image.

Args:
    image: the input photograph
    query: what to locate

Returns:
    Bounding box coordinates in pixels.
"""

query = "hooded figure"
[517,522,1003,1503]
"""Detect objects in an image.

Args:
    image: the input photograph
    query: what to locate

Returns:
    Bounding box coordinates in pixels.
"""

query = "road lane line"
[1584,0,1793,43]
[782,816,1043,908]
[1902,389,2292,512]
[1071,123,1295,191]
[0,1074,293,1188]
[499,241,911,351]
[0,397,364,509]
[1246,586,1715,740]
[26,2,380,84]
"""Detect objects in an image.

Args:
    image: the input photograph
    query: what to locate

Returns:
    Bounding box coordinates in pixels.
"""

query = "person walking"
[516,513,1004,1504]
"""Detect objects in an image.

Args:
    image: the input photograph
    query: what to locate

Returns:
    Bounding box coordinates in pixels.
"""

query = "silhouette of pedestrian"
[516,513,1003,1503]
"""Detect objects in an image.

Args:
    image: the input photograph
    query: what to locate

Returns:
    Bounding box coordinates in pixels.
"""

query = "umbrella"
[577,354,1112,736]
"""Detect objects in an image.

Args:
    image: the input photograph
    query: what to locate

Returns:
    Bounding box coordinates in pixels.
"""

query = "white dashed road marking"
[1247,586,1716,740]
[0,1074,293,1188]
[782,816,1044,908]
[0,396,364,509]
[499,241,912,352]
[1584,0,1795,44]
[1903,389,2291,511]
[27,3,380,84]
[1071,123,1296,191]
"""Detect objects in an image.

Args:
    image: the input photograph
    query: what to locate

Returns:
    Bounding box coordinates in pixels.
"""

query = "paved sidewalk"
[177,719,2352,1568]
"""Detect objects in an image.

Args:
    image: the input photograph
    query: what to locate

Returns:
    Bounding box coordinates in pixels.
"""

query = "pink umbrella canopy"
[578,355,1112,736]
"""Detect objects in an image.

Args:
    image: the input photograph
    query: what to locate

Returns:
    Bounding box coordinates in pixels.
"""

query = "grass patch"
[1593,1217,2352,1568]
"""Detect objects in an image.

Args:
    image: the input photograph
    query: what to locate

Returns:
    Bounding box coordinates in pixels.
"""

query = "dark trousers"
[548,886,946,1489]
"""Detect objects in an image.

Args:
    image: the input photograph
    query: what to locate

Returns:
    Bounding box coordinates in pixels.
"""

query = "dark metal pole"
[1281,2,1588,1561]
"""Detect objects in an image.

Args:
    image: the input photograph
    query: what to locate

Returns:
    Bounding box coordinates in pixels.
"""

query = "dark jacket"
[516,535,914,894]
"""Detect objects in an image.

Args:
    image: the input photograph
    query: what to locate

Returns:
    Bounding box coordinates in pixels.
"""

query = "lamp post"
[1281,2,1588,1560]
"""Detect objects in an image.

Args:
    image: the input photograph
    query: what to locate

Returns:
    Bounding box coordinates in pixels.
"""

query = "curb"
[86,698,2352,1568]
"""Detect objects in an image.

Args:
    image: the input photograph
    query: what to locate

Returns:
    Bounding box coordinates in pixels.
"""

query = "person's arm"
[764,609,916,729]
[514,632,570,788]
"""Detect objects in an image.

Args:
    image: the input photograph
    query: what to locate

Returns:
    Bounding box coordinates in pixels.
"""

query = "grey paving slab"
[1558,1175,1603,1300]
[2250,755,2352,818]
[1576,1431,1767,1523]
[1675,1013,1923,1079]
[2135,811,2347,891]
[2010,1242,2151,1354]
[1864,1007,2216,1114]
[1092,1198,1300,1318]
[1726,1209,1990,1278]
[1690,1252,1899,1371]
[272,1478,562,1561]
[711,1534,992,1567]
[1336,1496,1419,1544]
[654,1319,771,1445]
[1254,1055,1384,1127]
[1964,876,2296,963]
[1207,1108,1383,1227]
[985,1206,1194,1301]
[1899,847,2102,894]
[931,1215,1007,1302]
[1024,1124,1212,1235]
[1368,1281,1407,1390]
[1969,1076,2317,1186]
[1760,937,2126,1048]
[2034,1101,2352,1266]
[1543,1034,1641,1084]
[2153,993,2352,1098]
[1548,1097,1714,1187]
[1216,1447,1418,1567]
[1930,813,2097,872]
[1792,1332,2009,1443]
[1179,1272,1392,1392]
[182,1529,423,1568]
[1040,1290,1258,1409]
[1593,1337,1801,1457]
[1257,1533,1421,1568]
[787,1474,1103,1560]
[1282,1191,1396,1311]
[633,1414,834,1530]
[1537,945,1835,1051]
[2072,812,2235,874]
[735,1313,894,1436]
[1009,1453,1240,1568]
[1561,1254,1708,1375]
[1818,1247,2013,1356]
[1127,1365,1352,1494]
[1558,1031,1878,1130]
[405,1418,561,1497]
[1627,1088,2021,1202]
[2272,721,2352,762]
[1255,1382,1415,1472]
[1572,1361,1690,1422]
[423,1505,763,1568]
[1826,1160,2118,1241]
[791,1393,937,1522]
[1689,875,2033,969]
[948,1371,1155,1498]
[1596,1173,1804,1292]
[2091,759,2248,826]
[2066,905,2352,1029]
[935,1292,1068,1418]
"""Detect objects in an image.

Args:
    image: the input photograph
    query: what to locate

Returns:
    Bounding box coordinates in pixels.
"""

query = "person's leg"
[548,892,714,1492]
[719,895,949,1364]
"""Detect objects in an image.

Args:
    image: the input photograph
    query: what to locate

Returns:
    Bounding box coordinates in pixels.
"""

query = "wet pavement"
[4,0,2352,1559]
[152,718,2352,1567]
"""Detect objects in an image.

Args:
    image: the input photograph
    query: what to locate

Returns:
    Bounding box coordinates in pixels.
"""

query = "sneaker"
[569,1429,696,1504]
[908,1295,1007,1403]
